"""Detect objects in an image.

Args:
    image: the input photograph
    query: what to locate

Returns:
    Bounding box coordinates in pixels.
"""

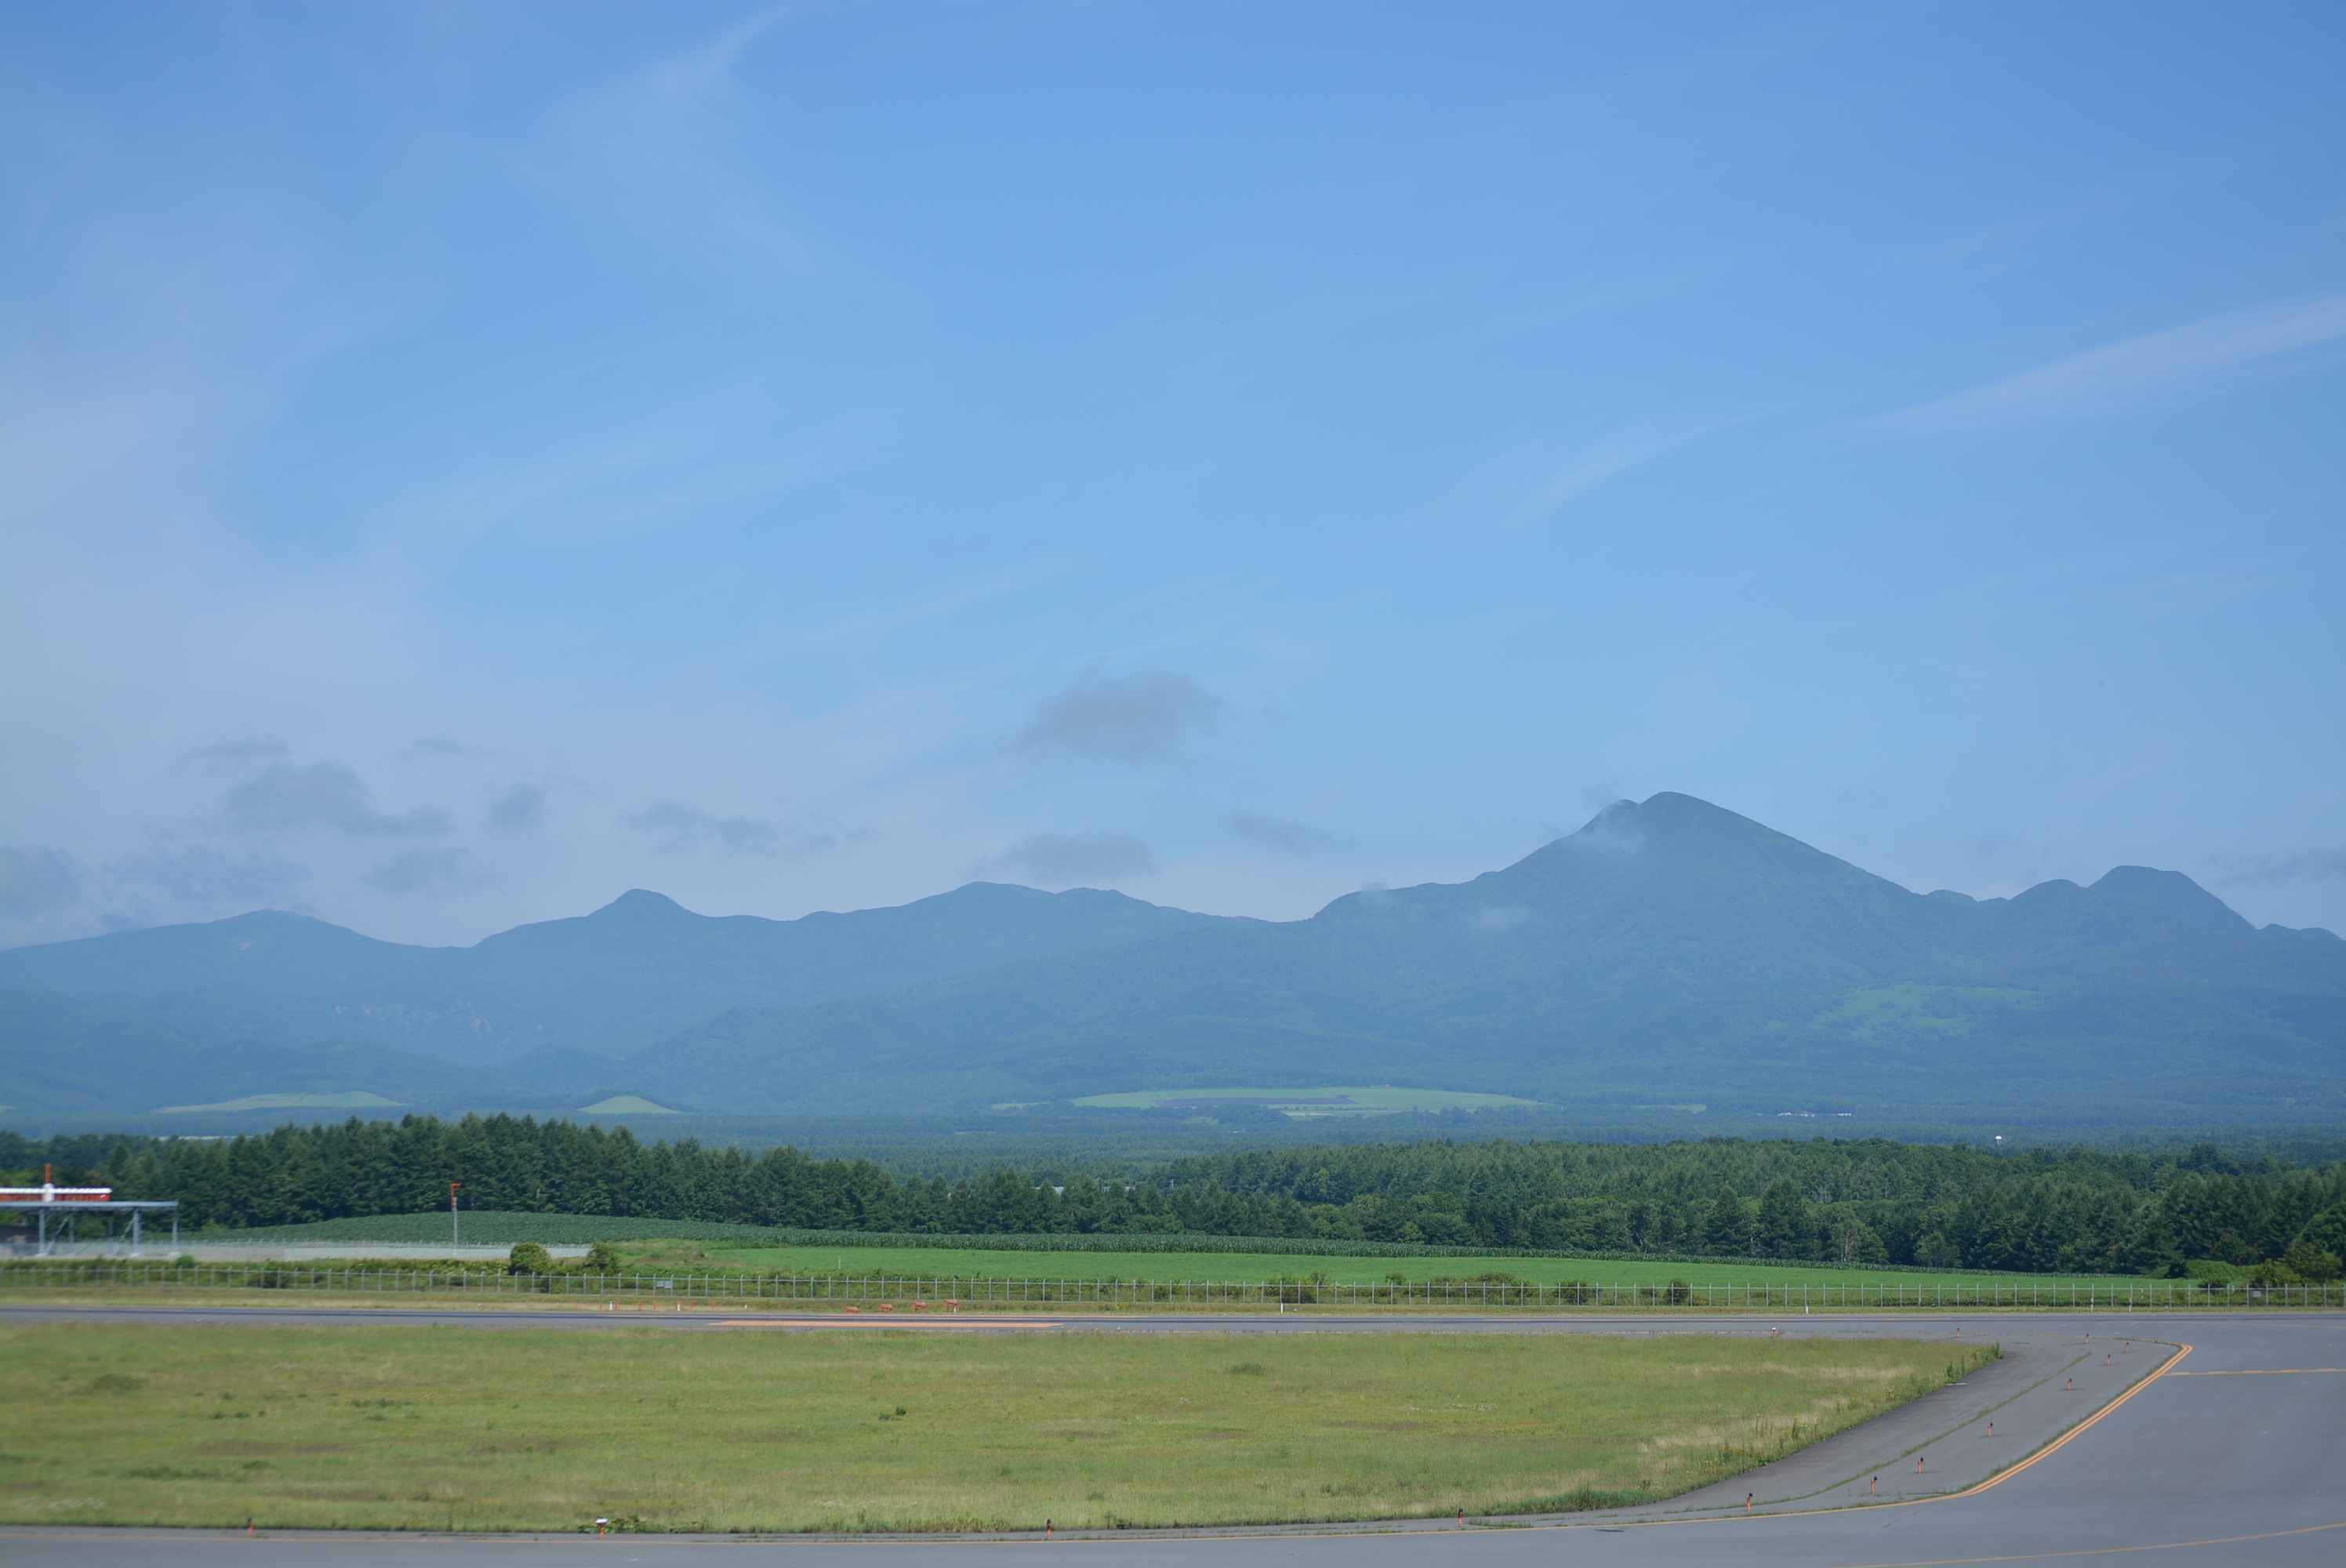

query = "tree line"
[5,1117,2342,1277]
[1157,1136,2346,1277]
[0,1117,1310,1243]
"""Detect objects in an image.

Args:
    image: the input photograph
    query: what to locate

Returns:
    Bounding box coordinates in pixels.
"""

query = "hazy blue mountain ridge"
[0,793,2337,1127]
[0,909,441,1001]
[612,796,2344,1120]
[0,989,525,1117]
[2089,865,2257,934]
[0,881,1247,1065]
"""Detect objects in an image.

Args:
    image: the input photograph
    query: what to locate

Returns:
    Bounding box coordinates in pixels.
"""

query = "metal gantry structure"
[0,1178,179,1255]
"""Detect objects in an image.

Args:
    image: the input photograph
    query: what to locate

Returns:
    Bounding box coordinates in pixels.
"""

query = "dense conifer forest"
[6,1117,2343,1276]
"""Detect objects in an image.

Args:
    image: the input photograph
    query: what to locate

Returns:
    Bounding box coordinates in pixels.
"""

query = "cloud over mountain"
[487,784,547,832]
[220,763,450,837]
[361,848,482,897]
[1019,672,1219,763]
[1230,813,1341,852]
[114,843,309,905]
[990,833,1156,885]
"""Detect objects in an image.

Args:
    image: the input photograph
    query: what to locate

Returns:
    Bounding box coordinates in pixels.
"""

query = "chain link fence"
[2,1261,2339,1309]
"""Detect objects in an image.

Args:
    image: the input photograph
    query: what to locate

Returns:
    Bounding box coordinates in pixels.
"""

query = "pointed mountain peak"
[1531,791,1813,866]
[2090,866,2253,933]
[589,889,697,921]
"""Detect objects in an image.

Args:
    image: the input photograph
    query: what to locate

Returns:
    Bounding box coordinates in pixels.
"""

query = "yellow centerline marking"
[2165,1367,2341,1375]
[1930,1339,2192,1500]
[11,1322,2311,1552]
[1528,1338,2200,1539]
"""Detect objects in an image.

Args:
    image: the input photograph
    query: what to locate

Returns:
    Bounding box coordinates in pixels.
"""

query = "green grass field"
[0,1322,1990,1532]
[678,1240,2127,1293]
[186,1212,2132,1289]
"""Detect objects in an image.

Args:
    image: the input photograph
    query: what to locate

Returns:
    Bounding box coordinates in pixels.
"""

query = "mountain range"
[3,793,2339,1131]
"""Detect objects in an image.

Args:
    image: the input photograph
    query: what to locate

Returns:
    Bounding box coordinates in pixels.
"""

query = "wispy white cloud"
[220,763,452,838]
[1229,814,1343,853]
[526,5,810,278]
[1405,420,1721,537]
[361,847,485,897]
[624,799,787,857]
[2209,848,2346,887]
[985,833,1157,887]
[114,843,310,906]
[621,799,858,861]
[1504,427,1695,526]
[0,845,89,924]
[0,838,317,946]
[1871,293,2346,434]
[188,737,293,771]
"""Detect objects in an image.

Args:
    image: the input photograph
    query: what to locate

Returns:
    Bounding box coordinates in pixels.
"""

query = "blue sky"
[3,0,2341,949]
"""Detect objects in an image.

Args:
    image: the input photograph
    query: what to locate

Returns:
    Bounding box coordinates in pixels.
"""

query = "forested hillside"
[0,882,1233,1066]
[4,794,2338,1129]
[9,1118,2341,1277]
[623,797,2346,1123]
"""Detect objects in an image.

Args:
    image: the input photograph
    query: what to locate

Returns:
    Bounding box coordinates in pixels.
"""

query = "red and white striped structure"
[0,1168,174,1254]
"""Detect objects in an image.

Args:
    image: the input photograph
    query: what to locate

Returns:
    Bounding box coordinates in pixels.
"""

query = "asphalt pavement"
[2,1305,2339,1566]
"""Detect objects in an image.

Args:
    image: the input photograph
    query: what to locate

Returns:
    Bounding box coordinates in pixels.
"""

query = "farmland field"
[172,1212,2162,1294]
[0,1322,1991,1532]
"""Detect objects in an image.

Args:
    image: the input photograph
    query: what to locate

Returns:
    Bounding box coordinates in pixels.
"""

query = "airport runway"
[2,1306,2339,1565]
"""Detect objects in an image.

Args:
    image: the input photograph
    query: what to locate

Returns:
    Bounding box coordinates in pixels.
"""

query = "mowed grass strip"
[695,1242,2122,1293]
[0,1324,1991,1533]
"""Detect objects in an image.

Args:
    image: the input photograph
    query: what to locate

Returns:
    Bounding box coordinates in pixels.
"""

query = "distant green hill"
[630,795,2344,1127]
[0,881,1245,1065]
[0,990,528,1117]
[2,794,2338,1131]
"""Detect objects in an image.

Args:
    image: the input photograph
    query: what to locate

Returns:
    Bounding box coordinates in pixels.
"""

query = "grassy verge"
[0,1323,1992,1532]
[7,1240,2272,1309]
[164,1210,2118,1281]
[685,1242,2123,1292]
